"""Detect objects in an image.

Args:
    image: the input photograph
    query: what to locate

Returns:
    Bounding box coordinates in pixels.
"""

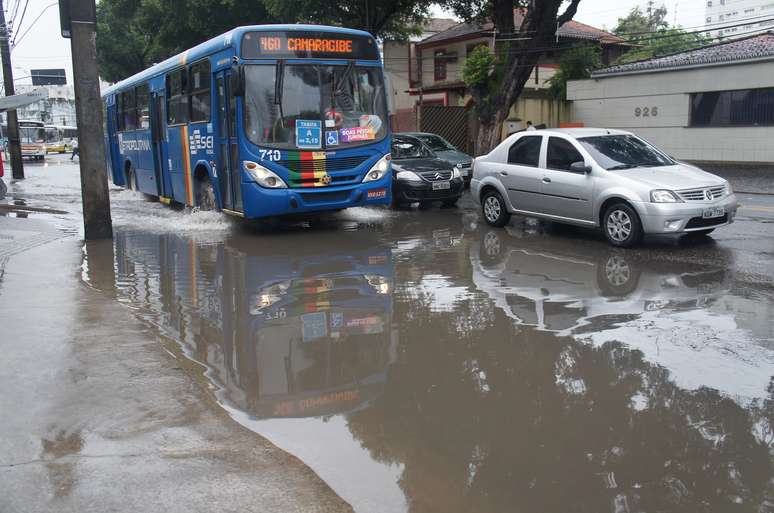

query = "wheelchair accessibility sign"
[325,130,339,146]
[296,120,322,149]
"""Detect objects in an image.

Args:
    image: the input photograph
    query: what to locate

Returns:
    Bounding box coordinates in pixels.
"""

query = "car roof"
[528,128,633,138]
[401,132,447,139]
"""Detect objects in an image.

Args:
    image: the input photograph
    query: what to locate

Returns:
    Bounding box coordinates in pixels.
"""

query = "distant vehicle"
[18,120,46,160]
[45,125,78,153]
[402,132,472,185]
[391,134,464,208]
[102,24,392,219]
[471,128,738,247]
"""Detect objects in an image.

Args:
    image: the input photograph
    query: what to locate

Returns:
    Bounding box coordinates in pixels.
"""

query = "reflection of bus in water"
[45,125,78,153]
[106,231,396,419]
[19,120,47,160]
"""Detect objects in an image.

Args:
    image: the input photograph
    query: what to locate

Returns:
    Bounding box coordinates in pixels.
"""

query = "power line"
[12,2,57,48]
[10,0,26,45]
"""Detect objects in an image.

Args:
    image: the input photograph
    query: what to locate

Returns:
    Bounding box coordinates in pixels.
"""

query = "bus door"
[215,72,242,212]
[150,92,169,198]
[106,103,122,184]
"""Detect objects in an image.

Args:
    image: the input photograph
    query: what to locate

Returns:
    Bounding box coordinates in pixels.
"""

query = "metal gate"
[419,105,476,155]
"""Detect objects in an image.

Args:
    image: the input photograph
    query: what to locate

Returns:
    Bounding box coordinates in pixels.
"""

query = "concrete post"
[0,0,25,179]
[67,0,112,240]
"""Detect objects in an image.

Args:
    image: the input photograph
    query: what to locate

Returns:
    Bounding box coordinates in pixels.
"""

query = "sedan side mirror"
[570,161,592,174]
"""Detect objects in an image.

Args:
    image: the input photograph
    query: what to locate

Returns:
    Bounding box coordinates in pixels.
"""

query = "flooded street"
[3,157,774,512]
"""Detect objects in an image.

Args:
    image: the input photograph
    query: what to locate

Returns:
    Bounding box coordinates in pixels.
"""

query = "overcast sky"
[5,0,709,87]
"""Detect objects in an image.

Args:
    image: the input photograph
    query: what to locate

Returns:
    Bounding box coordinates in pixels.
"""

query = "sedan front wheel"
[602,203,643,248]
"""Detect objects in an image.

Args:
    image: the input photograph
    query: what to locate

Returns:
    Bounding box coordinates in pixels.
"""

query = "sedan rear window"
[507,136,541,167]
[578,135,673,170]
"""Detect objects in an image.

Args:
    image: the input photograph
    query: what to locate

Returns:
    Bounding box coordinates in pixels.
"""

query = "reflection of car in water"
[104,230,396,420]
[470,228,731,334]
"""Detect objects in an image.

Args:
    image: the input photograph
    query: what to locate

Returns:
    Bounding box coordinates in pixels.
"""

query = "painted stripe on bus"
[287,151,327,187]
[181,126,194,205]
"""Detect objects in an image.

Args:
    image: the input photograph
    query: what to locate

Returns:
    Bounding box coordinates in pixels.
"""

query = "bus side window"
[135,84,150,130]
[166,70,189,125]
[119,89,137,131]
[189,60,211,123]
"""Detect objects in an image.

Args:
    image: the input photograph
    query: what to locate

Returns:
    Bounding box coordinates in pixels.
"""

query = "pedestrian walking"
[70,138,79,160]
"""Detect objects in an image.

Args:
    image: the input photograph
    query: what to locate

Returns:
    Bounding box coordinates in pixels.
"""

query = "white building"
[567,32,774,165]
[705,0,774,38]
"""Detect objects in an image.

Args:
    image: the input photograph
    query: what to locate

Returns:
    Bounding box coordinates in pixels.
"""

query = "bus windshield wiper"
[275,60,285,129]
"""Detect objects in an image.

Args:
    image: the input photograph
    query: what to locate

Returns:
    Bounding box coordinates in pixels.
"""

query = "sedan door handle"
[542,177,552,183]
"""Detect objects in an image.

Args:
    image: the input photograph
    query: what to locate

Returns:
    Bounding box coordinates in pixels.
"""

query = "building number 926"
[634,107,658,117]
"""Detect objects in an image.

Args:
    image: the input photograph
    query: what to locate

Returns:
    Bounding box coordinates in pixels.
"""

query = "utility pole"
[62,0,112,239]
[0,0,24,179]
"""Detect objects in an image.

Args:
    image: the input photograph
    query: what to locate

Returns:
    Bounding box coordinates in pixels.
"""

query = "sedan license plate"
[702,206,725,219]
[432,181,451,191]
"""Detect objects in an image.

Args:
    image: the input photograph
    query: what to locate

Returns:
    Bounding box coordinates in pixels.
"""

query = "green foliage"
[97,0,276,83]
[616,28,710,64]
[263,0,433,41]
[612,3,710,65]
[547,45,600,100]
[462,45,496,89]
[97,0,432,82]
[613,1,668,35]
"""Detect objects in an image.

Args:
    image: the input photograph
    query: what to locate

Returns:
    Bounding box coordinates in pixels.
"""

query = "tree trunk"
[475,119,503,156]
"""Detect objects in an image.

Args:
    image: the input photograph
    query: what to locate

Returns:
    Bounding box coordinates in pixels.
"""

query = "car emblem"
[705,189,713,201]
[321,174,332,185]
[434,172,442,180]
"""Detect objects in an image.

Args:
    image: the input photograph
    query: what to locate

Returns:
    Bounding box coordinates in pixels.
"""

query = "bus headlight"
[363,154,391,183]
[365,274,391,294]
[244,161,287,189]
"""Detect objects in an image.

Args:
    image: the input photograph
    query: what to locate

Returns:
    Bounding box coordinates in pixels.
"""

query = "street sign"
[0,89,49,112]
[296,120,322,149]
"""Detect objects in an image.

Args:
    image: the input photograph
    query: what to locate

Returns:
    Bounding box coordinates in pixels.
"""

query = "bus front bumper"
[240,178,391,219]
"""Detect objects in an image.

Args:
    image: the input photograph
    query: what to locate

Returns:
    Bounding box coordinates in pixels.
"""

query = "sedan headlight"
[396,170,422,182]
[244,161,287,189]
[363,154,391,182]
[725,181,733,195]
[650,189,682,203]
[452,167,461,179]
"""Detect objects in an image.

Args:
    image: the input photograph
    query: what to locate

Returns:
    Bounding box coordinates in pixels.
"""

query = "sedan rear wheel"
[603,203,643,248]
[482,190,511,228]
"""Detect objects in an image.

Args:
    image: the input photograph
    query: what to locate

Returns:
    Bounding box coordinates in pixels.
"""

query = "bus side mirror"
[230,65,245,96]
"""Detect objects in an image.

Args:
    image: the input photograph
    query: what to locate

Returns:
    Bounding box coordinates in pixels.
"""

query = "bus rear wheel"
[197,179,217,211]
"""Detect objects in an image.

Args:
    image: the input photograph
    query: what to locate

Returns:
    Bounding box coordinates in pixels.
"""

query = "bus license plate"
[702,206,725,219]
[432,181,451,191]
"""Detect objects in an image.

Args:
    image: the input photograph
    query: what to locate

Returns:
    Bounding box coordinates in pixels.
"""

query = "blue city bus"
[102,25,392,218]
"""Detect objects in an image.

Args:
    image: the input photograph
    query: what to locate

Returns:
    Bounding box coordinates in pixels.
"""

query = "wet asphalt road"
[2,155,774,512]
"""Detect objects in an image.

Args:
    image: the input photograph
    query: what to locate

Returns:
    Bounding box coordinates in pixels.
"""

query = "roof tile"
[592,31,774,76]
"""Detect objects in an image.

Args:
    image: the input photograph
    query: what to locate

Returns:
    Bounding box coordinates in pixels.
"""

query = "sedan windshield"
[578,135,674,170]
[392,138,428,159]
[244,64,388,150]
[416,134,455,152]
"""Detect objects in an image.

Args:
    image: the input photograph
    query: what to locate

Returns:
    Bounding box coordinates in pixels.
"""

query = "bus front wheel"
[197,179,217,211]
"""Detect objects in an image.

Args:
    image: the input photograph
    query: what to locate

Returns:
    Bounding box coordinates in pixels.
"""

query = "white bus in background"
[19,120,46,160]
[45,125,78,153]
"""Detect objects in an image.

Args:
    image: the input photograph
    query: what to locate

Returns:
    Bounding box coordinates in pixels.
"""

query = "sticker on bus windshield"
[296,120,322,149]
[339,126,375,143]
[325,130,339,146]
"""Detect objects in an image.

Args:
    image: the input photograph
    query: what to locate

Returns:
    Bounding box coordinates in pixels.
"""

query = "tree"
[547,45,600,100]
[611,3,710,65]
[262,0,434,40]
[612,1,668,35]
[450,0,583,154]
[97,0,277,83]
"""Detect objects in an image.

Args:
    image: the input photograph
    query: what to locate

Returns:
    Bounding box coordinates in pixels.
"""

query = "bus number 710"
[259,149,281,161]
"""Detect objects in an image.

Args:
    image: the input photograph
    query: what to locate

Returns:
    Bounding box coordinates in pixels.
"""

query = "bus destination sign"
[241,31,379,60]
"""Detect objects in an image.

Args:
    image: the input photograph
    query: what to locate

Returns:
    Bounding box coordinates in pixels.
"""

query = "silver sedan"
[471,128,738,247]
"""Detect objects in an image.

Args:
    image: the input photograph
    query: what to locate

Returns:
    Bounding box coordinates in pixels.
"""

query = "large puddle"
[79,206,774,512]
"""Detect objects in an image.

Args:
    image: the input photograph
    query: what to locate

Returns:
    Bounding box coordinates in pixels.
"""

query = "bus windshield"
[20,127,45,144]
[244,63,387,150]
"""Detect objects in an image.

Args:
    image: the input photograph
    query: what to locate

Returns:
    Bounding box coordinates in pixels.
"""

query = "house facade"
[391,12,630,137]
[567,32,774,166]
